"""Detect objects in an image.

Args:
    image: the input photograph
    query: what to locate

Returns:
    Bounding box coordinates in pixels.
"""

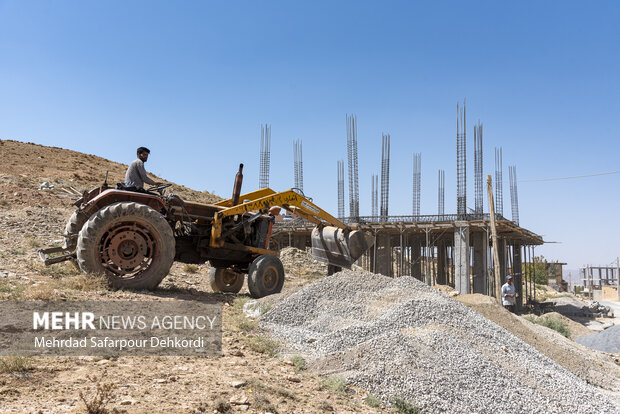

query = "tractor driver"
[124,146,161,192]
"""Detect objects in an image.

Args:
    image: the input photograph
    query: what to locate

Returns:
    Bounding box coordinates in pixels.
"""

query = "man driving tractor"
[124,146,161,191]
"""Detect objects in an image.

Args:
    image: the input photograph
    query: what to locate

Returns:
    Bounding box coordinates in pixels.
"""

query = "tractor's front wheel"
[247,255,285,299]
[209,268,244,294]
[76,202,175,290]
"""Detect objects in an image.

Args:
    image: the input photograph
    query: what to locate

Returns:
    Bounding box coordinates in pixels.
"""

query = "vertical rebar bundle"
[293,139,303,191]
[474,121,483,214]
[438,169,445,216]
[346,114,360,219]
[456,101,467,216]
[412,153,421,216]
[494,147,504,217]
[371,174,378,219]
[380,133,391,220]
[337,160,345,219]
[259,124,271,189]
[509,165,520,226]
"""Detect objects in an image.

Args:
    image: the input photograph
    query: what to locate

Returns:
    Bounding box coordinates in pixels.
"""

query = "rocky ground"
[0,140,381,413]
[1,140,619,413]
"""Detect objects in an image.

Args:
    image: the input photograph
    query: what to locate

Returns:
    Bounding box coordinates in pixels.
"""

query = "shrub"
[318,376,347,393]
[78,370,117,414]
[183,264,199,273]
[289,354,307,372]
[365,393,382,408]
[0,356,32,373]
[390,396,421,413]
[524,315,571,338]
[246,336,279,357]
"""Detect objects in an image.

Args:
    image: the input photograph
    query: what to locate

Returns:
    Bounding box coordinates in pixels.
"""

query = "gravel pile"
[576,324,620,353]
[261,270,619,413]
[279,247,327,276]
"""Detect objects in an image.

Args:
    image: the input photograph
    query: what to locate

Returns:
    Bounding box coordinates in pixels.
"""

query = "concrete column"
[375,233,392,277]
[437,242,447,285]
[410,239,422,281]
[497,238,507,280]
[472,232,488,294]
[513,244,523,309]
[293,234,306,250]
[454,221,470,294]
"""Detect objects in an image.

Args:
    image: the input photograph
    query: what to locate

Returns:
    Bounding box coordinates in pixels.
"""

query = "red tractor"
[40,165,372,298]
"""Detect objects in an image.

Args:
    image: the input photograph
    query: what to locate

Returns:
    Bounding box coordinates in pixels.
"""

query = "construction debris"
[261,270,619,413]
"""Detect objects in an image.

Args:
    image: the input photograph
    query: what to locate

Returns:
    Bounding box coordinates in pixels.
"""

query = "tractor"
[39,164,373,298]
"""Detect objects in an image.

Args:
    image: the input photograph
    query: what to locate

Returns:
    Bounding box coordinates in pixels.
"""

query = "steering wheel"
[146,183,172,195]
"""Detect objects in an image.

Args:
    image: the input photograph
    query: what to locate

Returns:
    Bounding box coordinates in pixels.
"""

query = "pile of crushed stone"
[576,324,620,353]
[279,247,327,276]
[260,270,619,413]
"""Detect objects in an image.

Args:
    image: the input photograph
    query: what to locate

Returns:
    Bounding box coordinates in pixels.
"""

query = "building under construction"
[265,105,544,309]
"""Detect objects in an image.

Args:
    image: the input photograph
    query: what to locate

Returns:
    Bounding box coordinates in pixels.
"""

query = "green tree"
[523,255,554,285]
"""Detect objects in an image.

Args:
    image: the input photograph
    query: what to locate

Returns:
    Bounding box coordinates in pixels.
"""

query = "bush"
[0,356,32,373]
[318,376,347,393]
[78,370,117,414]
[365,393,382,408]
[524,315,571,338]
[183,264,198,273]
[246,335,279,357]
[390,396,421,413]
[289,354,306,372]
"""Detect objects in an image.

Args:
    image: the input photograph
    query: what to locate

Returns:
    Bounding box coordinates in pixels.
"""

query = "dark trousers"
[503,304,515,313]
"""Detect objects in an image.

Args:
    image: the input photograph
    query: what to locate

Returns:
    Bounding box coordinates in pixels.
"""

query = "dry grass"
[247,378,297,401]
[32,261,81,278]
[0,280,26,301]
[26,274,108,300]
[289,354,307,372]
[78,370,118,414]
[227,296,258,333]
[183,264,199,273]
[0,356,32,373]
[318,376,347,393]
[246,335,279,357]
[365,393,382,408]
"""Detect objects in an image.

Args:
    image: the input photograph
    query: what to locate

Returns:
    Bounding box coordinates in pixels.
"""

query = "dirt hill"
[0,139,220,207]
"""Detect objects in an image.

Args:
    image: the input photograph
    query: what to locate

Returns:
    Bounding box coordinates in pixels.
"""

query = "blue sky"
[1,1,619,274]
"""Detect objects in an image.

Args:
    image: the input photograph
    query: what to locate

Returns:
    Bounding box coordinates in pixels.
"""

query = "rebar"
[380,133,391,220]
[337,160,345,219]
[293,139,303,191]
[259,124,271,188]
[371,173,378,220]
[509,165,520,226]
[495,147,504,217]
[346,114,360,219]
[412,153,421,216]
[474,121,483,213]
[456,100,467,217]
[438,169,445,215]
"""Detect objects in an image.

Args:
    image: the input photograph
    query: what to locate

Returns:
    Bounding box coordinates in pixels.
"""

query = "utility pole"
[487,175,502,302]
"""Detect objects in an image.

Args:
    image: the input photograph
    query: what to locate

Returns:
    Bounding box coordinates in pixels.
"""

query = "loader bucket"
[311,226,374,268]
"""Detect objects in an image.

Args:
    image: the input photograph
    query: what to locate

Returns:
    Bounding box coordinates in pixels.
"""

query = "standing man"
[124,147,160,191]
[502,275,518,313]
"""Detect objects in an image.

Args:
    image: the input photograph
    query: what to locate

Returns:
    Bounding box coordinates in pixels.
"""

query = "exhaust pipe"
[231,163,244,206]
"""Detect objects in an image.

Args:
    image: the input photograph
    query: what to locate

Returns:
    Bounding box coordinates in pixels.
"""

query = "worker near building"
[124,147,161,191]
[502,275,518,313]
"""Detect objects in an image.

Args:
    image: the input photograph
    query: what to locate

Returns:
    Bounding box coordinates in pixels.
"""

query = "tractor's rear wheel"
[76,202,175,290]
[209,268,244,294]
[247,255,285,299]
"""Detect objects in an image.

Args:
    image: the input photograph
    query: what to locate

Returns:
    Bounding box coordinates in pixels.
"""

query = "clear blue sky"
[1,1,619,273]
